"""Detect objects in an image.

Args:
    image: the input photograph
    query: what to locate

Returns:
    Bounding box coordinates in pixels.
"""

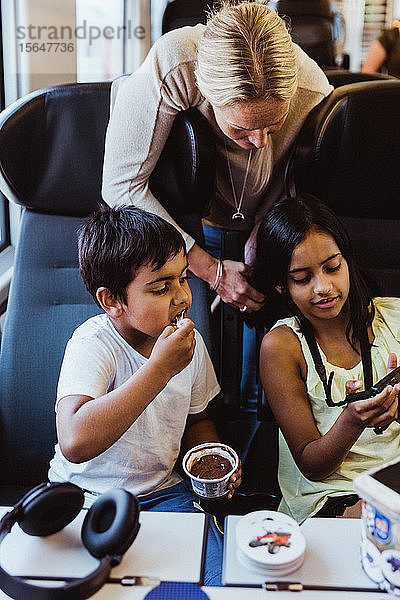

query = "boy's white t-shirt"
[48,314,220,496]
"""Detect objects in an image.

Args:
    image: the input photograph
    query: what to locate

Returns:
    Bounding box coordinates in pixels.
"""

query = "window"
[76,0,125,82]
[151,0,170,42]
[362,0,393,63]
[3,0,151,98]
[0,0,151,255]
[0,196,10,254]
[0,2,10,252]
[336,0,395,69]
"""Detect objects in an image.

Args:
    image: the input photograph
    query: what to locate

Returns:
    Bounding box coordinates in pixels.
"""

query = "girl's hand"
[344,383,400,431]
[150,319,196,380]
[345,352,400,428]
[386,353,400,425]
[226,459,242,500]
[387,352,398,372]
[216,260,265,313]
[345,379,363,396]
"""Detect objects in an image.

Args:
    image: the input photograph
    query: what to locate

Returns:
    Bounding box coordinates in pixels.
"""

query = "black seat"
[276,0,346,69]
[0,82,216,504]
[162,0,214,34]
[324,68,394,88]
[285,78,400,295]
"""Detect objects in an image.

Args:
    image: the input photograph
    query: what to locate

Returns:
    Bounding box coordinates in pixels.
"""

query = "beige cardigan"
[102,24,333,250]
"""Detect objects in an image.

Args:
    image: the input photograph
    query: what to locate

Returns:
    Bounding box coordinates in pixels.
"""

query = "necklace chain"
[224,140,253,220]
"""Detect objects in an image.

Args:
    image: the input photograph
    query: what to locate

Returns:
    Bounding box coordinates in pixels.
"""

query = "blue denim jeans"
[203,224,258,404]
[139,480,223,586]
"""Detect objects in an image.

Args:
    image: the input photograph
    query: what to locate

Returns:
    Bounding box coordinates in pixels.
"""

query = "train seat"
[285,78,400,295]
[276,0,346,69]
[0,82,215,503]
[324,68,394,88]
[162,0,212,35]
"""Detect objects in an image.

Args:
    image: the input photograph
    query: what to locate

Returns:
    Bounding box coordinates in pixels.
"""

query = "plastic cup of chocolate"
[182,442,239,498]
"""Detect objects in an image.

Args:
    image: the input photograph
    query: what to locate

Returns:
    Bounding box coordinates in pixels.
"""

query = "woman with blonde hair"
[102,0,332,366]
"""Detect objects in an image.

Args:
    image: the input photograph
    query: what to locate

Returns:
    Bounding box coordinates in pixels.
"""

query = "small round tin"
[235,511,306,576]
[182,442,238,498]
[354,458,400,596]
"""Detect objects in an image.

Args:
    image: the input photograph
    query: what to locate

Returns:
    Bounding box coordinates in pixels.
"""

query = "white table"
[0,508,388,599]
[222,516,387,598]
[0,507,206,599]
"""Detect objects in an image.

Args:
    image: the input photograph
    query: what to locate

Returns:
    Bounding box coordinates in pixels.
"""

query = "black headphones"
[0,482,141,599]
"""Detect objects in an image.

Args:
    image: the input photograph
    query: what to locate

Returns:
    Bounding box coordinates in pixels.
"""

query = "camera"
[344,365,400,434]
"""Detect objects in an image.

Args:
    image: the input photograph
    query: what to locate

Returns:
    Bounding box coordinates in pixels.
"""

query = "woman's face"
[213,98,289,149]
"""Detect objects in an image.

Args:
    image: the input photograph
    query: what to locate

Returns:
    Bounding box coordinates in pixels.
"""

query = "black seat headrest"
[0,83,215,219]
[0,83,110,217]
[289,79,400,219]
[162,0,213,35]
[324,69,394,88]
[277,0,334,19]
[277,0,336,67]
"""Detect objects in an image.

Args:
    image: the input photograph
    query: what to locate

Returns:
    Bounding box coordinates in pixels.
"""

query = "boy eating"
[49,206,240,584]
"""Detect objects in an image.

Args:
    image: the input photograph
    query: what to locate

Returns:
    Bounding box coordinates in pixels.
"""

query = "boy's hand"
[226,459,242,500]
[150,318,196,380]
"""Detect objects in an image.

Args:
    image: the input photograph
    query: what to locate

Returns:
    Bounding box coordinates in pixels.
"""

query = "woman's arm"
[260,326,399,481]
[102,31,206,251]
[188,243,265,311]
[361,40,387,73]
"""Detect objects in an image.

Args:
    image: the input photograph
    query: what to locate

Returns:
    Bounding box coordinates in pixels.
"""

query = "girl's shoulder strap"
[299,316,336,407]
[299,315,373,407]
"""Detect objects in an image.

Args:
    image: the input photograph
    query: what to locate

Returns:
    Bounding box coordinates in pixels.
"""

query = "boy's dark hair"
[78,205,186,306]
[252,194,375,349]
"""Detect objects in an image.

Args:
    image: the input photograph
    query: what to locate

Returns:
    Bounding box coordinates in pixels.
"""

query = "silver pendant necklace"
[224,140,253,221]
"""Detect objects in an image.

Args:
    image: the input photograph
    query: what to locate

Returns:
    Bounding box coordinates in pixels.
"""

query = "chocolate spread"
[190,453,232,479]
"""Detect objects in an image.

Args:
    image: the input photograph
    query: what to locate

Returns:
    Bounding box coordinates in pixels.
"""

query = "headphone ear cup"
[19,482,84,536]
[82,489,140,559]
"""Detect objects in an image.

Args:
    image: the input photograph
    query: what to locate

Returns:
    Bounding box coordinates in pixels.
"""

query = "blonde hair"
[195,1,298,106]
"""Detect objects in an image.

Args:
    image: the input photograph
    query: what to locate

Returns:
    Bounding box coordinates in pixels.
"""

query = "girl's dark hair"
[252,194,375,348]
[78,205,186,306]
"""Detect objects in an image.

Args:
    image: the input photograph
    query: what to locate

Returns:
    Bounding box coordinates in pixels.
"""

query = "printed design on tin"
[387,555,400,573]
[381,550,400,594]
[374,510,392,543]
[248,530,292,554]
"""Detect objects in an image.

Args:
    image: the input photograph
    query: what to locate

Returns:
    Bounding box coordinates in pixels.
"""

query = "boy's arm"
[181,410,219,451]
[57,320,196,463]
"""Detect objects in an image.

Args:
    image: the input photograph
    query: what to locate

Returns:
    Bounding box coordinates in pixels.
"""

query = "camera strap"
[360,327,373,390]
[301,317,372,407]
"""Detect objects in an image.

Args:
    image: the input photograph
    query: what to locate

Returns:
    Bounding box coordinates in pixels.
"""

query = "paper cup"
[183,442,239,498]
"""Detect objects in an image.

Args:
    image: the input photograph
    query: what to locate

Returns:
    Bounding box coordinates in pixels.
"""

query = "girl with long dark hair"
[254,195,400,522]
